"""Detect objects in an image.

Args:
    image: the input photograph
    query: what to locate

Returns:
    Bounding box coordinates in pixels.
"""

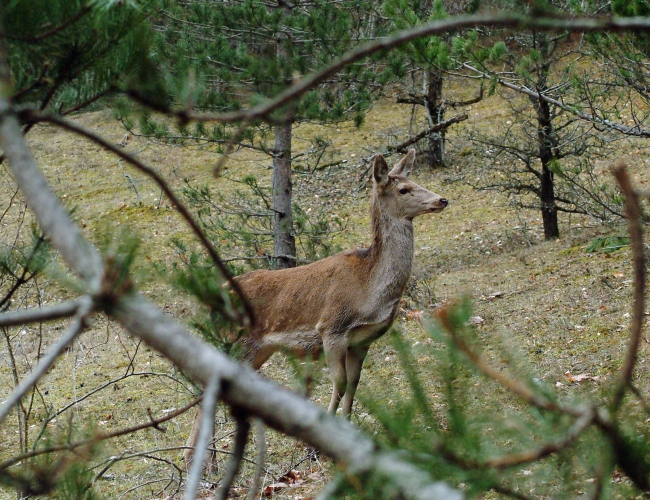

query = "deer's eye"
[399,187,409,195]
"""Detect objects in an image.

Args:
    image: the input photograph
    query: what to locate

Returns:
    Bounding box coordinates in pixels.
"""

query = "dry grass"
[0,88,648,499]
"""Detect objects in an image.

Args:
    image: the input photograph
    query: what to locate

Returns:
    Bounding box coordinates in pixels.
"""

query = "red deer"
[185,149,447,463]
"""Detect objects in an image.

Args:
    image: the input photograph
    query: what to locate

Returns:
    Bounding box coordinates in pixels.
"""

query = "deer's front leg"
[324,340,347,415]
[341,345,370,418]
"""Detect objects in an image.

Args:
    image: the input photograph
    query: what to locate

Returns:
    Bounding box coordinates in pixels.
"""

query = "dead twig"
[185,373,221,500]
[0,296,94,423]
[387,113,468,154]
[214,410,250,500]
[20,110,255,328]
[610,163,645,411]
[0,397,202,472]
[0,299,83,327]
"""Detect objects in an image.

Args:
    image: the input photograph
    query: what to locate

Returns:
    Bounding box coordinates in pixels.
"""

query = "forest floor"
[1,89,649,499]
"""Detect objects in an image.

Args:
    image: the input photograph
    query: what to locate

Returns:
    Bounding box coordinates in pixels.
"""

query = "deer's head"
[373,149,448,221]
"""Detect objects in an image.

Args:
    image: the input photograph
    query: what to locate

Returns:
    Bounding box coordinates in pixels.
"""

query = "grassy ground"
[0,89,648,499]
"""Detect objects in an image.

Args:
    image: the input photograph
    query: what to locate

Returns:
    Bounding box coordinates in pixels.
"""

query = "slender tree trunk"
[423,69,445,169]
[272,121,296,269]
[537,95,559,239]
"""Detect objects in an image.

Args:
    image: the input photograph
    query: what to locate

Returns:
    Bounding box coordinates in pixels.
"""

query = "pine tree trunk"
[537,95,559,239]
[272,121,296,269]
[423,70,445,169]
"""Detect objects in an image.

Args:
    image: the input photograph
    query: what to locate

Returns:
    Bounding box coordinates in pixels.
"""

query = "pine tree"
[152,0,381,268]
[383,0,480,169]
[4,0,165,115]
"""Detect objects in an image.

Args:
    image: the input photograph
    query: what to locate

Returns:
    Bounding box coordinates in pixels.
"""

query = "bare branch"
[0,299,83,328]
[388,114,468,153]
[0,397,201,472]
[0,110,104,290]
[215,410,250,500]
[0,296,93,423]
[185,374,221,500]
[246,419,267,500]
[21,110,255,327]
[463,63,650,138]
[130,14,650,126]
[610,163,646,411]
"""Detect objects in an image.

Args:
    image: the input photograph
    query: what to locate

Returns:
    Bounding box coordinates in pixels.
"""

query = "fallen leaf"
[279,469,300,484]
[263,483,289,496]
[406,310,424,321]
[564,371,603,383]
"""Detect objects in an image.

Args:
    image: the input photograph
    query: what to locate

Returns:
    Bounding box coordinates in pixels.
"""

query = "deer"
[184,149,447,465]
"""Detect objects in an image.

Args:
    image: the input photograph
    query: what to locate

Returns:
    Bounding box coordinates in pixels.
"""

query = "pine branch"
[436,305,585,418]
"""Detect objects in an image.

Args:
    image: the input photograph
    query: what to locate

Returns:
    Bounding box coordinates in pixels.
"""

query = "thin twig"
[0,299,82,327]
[436,306,584,417]
[482,408,595,468]
[0,296,93,424]
[246,418,267,500]
[0,397,202,471]
[214,410,250,500]
[610,163,645,411]
[21,110,255,328]
[185,373,221,500]
[387,113,468,153]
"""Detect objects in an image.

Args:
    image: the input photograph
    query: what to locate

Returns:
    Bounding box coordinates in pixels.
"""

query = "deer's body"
[236,149,447,416]
[185,150,446,467]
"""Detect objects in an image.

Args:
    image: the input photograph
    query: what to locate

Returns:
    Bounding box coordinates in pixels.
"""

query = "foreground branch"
[0,299,83,327]
[610,164,646,411]
[0,296,93,423]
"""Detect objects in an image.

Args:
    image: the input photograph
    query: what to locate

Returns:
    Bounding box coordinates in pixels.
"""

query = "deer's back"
[239,249,371,327]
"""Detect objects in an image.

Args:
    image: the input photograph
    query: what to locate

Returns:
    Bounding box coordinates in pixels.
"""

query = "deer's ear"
[390,149,415,177]
[373,154,390,187]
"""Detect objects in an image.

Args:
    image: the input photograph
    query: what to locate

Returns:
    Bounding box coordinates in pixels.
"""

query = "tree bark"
[272,120,296,269]
[534,36,560,240]
[537,96,559,239]
[423,70,445,169]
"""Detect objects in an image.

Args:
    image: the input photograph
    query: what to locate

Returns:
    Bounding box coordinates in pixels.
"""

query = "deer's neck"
[367,200,414,298]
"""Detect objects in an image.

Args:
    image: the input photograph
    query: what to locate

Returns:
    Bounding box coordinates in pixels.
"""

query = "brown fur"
[184,149,447,467]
